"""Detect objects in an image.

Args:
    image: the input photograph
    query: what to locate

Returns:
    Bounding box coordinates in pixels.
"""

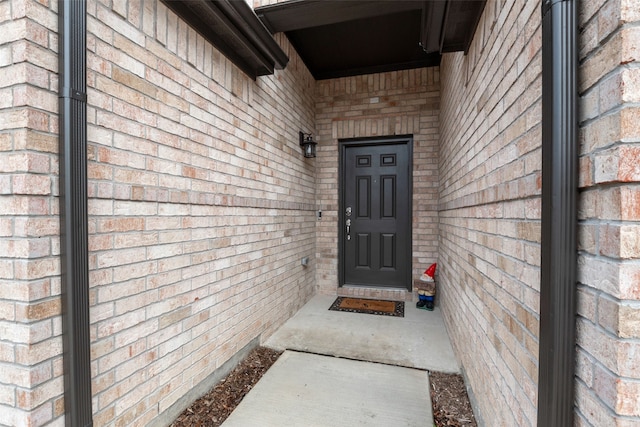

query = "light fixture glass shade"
[299,132,317,158]
[303,140,316,158]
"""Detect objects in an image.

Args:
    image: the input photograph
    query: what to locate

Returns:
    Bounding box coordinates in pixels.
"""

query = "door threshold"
[338,285,412,302]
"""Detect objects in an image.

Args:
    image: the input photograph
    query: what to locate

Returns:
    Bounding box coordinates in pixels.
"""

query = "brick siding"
[2,0,638,425]
[438,0,542,424]
[439,0,640,425]
[85,1,318,425]
[315,69,440,300]
[0,0,63,425]
[1,0,317,425]
[576,0,640,424]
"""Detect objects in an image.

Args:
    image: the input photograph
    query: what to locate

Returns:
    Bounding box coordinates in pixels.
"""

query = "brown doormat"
[329,297,404,317]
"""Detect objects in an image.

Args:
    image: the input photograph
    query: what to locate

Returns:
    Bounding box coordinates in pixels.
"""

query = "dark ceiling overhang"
[255,0,486,80]
[161,0,288,80]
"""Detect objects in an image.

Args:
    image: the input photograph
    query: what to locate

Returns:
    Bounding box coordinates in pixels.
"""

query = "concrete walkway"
[265,294,458,373]
[222,350,432,427]
[221,294,459,426]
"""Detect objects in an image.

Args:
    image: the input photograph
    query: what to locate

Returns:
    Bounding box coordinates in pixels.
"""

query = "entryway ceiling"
[255,0,487,80]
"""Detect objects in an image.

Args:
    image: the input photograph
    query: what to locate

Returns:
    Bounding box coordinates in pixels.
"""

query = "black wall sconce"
[299,131,317,158]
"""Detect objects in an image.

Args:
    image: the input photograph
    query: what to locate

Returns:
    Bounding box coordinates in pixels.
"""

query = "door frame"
[338,135,413,290]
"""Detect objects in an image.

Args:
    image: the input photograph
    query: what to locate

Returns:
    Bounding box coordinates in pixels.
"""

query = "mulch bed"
[430,372,477,426]
[170,347,476,427]
[169,347,281,427]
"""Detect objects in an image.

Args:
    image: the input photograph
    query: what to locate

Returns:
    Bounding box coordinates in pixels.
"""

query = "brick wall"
[0,0,64,426]
[85,1,317,425]
[1,0,317,425]
[440,0,640,425]
[4,0,637,425]
[438,0,542,424]
[576,0,640,424]
[315,69,440,299]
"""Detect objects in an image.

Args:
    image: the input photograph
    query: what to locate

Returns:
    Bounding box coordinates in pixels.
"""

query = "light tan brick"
[617,379,640,416]
[15,299,60,322]
[580,27,640,93]
[621,0,640,22]
[618,304,640,338]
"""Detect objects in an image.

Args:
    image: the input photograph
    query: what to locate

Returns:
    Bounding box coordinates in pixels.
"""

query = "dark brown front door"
[340,137,412,289]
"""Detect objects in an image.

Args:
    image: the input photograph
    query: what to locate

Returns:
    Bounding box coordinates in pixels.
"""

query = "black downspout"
[538,0,577,426]
[58,1,93,426]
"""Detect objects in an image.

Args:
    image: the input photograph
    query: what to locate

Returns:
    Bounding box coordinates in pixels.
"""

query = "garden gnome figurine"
[416,263,436,310]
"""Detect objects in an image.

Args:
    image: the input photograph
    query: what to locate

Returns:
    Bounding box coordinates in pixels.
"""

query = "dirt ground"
[170,347,476,427]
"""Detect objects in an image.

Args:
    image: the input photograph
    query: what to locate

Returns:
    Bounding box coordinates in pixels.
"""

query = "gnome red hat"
[424,263,437,278]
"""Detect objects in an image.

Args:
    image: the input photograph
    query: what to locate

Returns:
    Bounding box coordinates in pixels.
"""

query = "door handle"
[346,219,351,240]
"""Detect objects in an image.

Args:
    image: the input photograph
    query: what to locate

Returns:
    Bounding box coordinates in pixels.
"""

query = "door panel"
[356,233,370,268]
[381,176,395,218]
[357,177,370,218]
[341,139,411,289]
[380,233,396,269]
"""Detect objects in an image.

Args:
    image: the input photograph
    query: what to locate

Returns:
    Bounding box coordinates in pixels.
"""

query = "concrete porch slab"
[264,294,459,373]
[221,350,433,427]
